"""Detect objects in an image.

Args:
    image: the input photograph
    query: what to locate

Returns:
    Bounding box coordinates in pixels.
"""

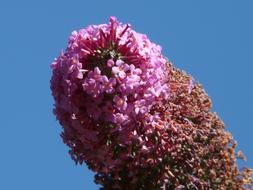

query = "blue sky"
[0,0,252,189]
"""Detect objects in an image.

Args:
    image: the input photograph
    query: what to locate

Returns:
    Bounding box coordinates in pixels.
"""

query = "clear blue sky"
[0,0,252,189]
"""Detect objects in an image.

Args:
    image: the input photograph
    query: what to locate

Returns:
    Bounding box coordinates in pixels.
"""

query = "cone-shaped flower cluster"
[50,17,252,189]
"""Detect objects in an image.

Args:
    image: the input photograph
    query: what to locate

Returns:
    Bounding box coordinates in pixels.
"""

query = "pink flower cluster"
[51,17,253,189]
[51,16,170,175]
[51,17,169,127]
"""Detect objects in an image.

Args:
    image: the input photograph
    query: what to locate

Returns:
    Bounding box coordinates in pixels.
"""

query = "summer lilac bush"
[50,17,252,189]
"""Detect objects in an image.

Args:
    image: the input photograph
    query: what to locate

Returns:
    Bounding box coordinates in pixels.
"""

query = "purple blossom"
[50,17,252,190]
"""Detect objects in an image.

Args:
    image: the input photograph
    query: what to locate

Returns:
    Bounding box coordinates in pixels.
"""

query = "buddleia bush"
[50,17,252,190]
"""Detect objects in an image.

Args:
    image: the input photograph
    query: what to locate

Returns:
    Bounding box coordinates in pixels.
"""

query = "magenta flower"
[51,17,252,189]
